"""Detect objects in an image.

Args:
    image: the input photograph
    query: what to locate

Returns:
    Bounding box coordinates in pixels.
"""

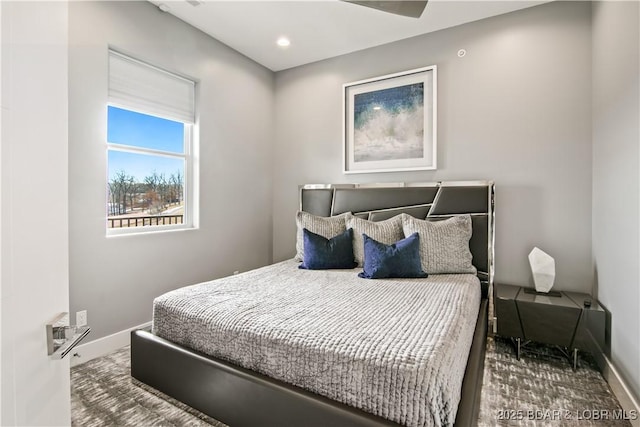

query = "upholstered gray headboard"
[299,181,495,289]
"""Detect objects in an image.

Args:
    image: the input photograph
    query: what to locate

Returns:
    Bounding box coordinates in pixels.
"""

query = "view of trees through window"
[107,106,188,230]
[107,167,184,227]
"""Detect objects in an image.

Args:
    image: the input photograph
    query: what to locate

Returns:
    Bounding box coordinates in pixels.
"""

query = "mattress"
[152,260,481,427]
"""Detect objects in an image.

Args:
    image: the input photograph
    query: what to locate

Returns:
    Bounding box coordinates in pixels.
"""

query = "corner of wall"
[591,0,640,410]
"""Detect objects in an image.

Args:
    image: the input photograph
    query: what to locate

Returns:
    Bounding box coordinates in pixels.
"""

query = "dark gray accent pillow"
[402,214,476,274]
[346,213,405,267]
[295,211,349,261]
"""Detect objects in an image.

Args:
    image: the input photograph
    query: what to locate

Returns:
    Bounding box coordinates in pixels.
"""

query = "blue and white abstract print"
[353,82,424,163]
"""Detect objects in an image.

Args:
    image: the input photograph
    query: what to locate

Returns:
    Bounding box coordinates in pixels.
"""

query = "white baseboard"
[70,321,151,367]
[602,355,640,427]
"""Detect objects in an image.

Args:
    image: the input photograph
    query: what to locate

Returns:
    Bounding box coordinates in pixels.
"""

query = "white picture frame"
[343,65,437,174]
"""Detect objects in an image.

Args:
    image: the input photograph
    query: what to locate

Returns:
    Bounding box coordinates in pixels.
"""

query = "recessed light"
[277,37,291,48]
[373,106,382,110]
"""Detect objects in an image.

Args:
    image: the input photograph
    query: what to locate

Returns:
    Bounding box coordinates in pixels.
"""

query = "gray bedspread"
[152,260,481,427]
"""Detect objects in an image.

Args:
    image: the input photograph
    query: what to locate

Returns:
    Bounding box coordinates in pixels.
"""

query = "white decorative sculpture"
[528,247,555,293]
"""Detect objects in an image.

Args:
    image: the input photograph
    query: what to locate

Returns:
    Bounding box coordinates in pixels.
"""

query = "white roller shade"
[108,50,195,124]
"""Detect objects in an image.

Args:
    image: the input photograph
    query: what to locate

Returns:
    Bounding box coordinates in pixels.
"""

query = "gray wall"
[273,1,593,292]
[69,1,274,340]
[592,1,640,400]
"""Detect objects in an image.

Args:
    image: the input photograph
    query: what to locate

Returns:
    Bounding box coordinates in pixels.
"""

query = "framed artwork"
[343,66,437,174]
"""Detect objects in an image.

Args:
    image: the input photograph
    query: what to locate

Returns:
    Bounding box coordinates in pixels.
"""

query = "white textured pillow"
[346,213,405,267]
[402,214,476,274]
[295,211,349,261]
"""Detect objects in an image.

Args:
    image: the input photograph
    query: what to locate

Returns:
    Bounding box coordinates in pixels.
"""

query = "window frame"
[106,104,197,236]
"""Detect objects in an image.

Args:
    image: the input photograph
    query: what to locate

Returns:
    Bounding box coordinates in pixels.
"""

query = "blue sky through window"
[107,106,185,182]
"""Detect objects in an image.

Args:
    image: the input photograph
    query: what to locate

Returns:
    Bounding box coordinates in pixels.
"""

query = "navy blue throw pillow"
[299,228,357,270]
[358,232,428,279]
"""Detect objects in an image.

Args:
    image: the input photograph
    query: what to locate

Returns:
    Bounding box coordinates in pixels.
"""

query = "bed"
[131,181,495,427]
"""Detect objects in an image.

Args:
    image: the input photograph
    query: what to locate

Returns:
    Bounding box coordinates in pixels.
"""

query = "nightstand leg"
[516,337,521,360]
[573,348,578,371]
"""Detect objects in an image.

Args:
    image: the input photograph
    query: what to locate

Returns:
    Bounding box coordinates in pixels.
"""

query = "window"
[107,50,196,234]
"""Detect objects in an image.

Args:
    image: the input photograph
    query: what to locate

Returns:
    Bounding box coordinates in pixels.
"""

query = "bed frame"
[132,181,495,427]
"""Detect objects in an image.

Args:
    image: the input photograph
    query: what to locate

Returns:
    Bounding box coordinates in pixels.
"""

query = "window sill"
[106,224,198,238]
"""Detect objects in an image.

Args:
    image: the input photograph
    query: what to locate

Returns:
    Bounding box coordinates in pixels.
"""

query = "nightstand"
[494,283,605,370]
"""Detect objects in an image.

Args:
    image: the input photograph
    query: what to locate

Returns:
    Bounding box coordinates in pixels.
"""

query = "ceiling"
[149,0,550,71]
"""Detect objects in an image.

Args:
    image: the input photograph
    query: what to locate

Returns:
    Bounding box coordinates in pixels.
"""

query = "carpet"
[71,337,631,426]
[479,338,631,426]
[71,346,226,427]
